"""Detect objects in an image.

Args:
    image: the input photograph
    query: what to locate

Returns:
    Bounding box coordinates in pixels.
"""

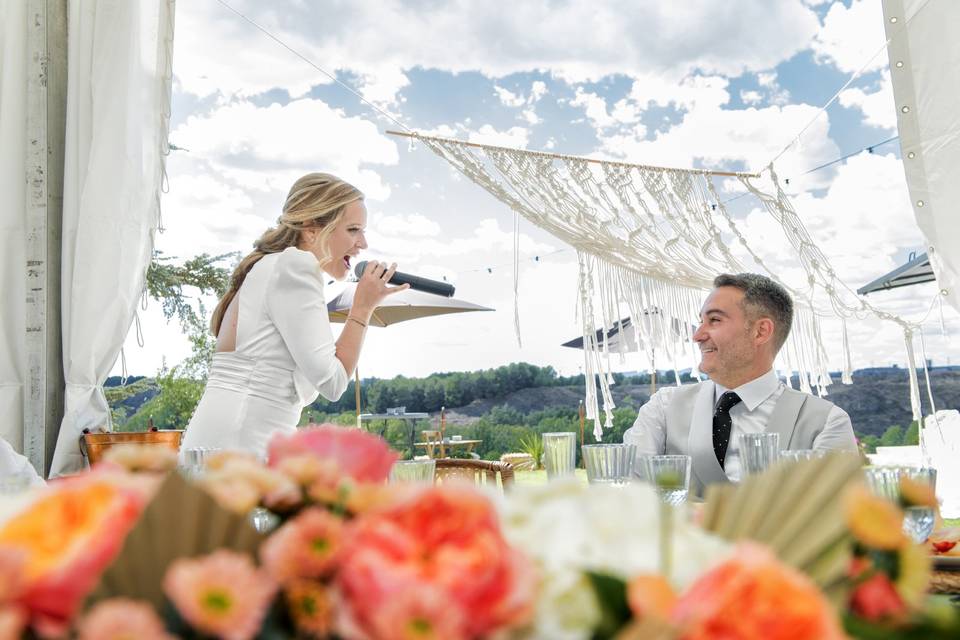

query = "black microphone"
[354,261,456,297]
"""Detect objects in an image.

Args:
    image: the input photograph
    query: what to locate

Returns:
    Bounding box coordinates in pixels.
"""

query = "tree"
[115,252,234,430]
[879,425,905,448]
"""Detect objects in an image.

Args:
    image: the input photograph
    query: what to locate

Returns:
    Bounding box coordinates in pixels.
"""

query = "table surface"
[415,439,482,446]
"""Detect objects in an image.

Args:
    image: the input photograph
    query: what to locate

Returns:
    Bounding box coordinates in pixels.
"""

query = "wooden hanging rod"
[386,130,762,179]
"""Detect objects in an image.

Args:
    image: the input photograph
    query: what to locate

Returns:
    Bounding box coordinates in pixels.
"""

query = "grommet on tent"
[907,152,916,159]
[895,61,904,68]
[889,16,898,23]
[901,105,911,113]
[916,200,925,207]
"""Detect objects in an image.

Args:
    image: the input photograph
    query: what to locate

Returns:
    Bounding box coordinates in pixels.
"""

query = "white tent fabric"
[0,1,28,454]
[408,132,922,437]
[883,0,960,315]
[49,0,175,476]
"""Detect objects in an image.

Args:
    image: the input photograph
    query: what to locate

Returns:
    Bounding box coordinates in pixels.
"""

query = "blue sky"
[113,0,960,380]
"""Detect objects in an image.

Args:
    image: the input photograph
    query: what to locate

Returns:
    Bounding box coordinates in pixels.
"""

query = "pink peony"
[163,550,276,640]
[267,425,398,484]
[260,507,344,584]
[76,598,175,640]
[336,485,536,639]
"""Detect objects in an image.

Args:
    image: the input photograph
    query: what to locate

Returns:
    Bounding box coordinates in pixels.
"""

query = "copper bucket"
[79,429,184,466]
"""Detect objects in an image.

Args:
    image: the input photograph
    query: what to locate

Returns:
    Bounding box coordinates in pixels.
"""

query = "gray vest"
[664,382,834,497]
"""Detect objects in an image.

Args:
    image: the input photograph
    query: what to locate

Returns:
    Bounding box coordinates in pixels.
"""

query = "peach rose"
[337,485,536,639]
[672,543,845,640]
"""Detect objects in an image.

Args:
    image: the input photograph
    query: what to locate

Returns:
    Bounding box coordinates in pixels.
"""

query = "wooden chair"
[434,459,515,491]
[79,428,184,466]
[421,430,446,458]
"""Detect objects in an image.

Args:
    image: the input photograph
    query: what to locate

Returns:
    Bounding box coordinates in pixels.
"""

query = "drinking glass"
[739,433,780,476]
[179,447,219,480]
[864,466,936,500]
[903,506,936,544]
[780,449,817,463]
[389,459,436,484]
[644,455,691,505]
[582,444,636,486]
[864,466,938,543]
[542,432,577,480]
[249,507,280,533]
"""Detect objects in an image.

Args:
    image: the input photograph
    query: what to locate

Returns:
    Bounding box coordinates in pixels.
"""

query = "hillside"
[445,368,960,436]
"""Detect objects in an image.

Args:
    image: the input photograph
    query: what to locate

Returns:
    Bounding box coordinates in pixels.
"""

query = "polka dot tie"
[712,391,742,470]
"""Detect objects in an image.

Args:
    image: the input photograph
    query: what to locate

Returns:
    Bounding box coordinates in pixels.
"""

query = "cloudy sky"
[113,0,960,382]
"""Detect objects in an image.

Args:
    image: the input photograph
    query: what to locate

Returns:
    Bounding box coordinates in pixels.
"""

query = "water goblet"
[739,432,780,476]
[389,459,436,484]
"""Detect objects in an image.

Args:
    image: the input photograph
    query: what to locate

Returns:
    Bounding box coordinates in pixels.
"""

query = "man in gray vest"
[623,273,857,496]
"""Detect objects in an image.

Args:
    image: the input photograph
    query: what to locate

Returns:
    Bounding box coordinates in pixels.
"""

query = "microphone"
[354,261,456,297]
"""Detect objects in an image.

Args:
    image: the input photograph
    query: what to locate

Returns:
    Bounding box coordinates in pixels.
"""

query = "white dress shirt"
[623,369,856,482]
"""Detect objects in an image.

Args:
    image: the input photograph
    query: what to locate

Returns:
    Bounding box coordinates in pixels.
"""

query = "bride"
[180,173,407,457]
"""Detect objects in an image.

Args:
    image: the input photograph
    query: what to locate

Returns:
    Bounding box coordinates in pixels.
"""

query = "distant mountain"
[110,367,960,437]
[445,368,960,437]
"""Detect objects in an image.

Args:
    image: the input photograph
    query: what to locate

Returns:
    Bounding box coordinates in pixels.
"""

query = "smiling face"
[693,286,775,389]
[302,200,368,280]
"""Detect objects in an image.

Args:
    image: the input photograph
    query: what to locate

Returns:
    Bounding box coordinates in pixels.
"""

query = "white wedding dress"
[181,247,349,457]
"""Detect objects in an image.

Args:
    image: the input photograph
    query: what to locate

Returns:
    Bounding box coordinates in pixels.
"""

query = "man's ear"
[754,317,775,346]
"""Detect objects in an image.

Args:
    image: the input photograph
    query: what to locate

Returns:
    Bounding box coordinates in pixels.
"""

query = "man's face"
[693,286,758,381]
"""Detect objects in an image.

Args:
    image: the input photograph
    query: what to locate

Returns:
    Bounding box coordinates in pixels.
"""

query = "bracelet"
[347,316,367,328]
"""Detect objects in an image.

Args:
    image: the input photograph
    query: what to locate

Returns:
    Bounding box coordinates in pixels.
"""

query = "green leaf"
[586,571,631,640]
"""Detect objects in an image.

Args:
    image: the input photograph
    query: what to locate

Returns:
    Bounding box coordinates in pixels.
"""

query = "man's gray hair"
[713,273,793,352]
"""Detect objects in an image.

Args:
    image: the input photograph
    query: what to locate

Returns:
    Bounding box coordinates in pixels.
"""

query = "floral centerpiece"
[0,424,957,639]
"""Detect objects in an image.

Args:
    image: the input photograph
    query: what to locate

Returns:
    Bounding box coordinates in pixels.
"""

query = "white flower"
[499,480,729,639]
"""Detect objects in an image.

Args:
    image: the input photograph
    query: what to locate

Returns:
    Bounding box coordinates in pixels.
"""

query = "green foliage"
[859,434,881,454]
[113,251,233,431]
[146,251,235,334]
[585,572,631,640]
[880,425,905,448]
[903,420,920,446]
[517,434,544,469]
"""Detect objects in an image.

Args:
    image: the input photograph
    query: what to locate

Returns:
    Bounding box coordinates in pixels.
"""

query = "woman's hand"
[350,261,410,321]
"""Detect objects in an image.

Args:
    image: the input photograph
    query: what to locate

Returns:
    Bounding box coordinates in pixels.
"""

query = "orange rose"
[0,472,146,632]
[673,543,845,640]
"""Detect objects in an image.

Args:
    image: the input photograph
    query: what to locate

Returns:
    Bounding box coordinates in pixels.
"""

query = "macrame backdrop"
[396,132,923,439]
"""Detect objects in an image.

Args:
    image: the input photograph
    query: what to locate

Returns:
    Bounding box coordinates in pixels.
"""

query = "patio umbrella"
[327,284,492,327]
[327,283,493,428]
[561,310,695,394]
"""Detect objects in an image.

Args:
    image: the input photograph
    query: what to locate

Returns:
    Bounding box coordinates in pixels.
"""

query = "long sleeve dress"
[181,247,349,457]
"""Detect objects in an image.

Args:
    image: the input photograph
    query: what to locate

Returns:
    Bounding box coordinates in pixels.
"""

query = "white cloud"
[358,68,411,107]
[812,0,888,74]
[741,90,763,105]
[494,86,526,108]
[839,71,896,130]
[596,101,840,192]
[367,218,555,267]
[467,125,531,148]
[625,74,730,111]
[530,81,548,103]
[171,98,399,200]
[372,212,441,238]
[174,1,821,99]
[571,89,617,129]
